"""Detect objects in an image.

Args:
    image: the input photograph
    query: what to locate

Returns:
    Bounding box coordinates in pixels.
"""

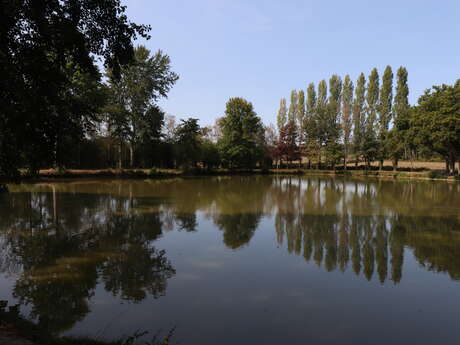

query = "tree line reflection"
[0,176,459,333]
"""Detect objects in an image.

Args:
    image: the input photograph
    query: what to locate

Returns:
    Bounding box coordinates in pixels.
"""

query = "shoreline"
[2,167,458,184]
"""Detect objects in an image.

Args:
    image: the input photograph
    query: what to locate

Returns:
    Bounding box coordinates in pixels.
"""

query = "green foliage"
[106,46,177,167]
[297,90,306,131]
[413,81,460,174]
[363,68,380,165]
[174,118,201,168]
[276,98,288,132]
[304,82,319,162]
[342,75,354,164]
[201,140,221,170]
[219,98,265,169]
[352,73,366,159]
[288,90,299,124]
[377,66,394,165]
[325,75,343,168]
[0,0,150,178]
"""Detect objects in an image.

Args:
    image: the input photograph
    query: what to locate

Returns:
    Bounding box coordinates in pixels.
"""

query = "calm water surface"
[1,176,460,344]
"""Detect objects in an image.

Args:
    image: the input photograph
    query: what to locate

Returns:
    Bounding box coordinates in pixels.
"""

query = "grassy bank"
[0,162,458,185]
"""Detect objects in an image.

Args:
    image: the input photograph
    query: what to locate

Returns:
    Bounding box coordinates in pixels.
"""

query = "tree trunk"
[450,157,456,176]
[379,160,383,171]
[118,140,123,169]
[344,148,347,171]
[392,158,398,172]
[129,144,134,168]
[409,151,414,172]
[445,159,449,175]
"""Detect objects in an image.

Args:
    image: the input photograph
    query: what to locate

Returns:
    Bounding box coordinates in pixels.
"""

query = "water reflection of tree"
[272,178,460,284]
[0,192,175,334]
[1,177,460,333]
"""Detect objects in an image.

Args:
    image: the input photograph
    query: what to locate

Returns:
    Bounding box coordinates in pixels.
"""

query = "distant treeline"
[1,1,459,180]
[273,68,460,174]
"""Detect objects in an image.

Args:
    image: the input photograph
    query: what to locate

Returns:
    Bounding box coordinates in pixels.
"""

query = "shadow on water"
[0,176,459,337]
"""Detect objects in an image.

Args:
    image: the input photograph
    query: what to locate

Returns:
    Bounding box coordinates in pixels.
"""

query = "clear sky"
[123,0,460,126]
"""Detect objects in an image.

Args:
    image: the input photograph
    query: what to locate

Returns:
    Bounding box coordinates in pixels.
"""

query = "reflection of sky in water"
[64,213,460,345]
[0,177,460,345]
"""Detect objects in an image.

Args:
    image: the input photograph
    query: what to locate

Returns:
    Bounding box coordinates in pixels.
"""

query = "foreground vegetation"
[0,303,173,345]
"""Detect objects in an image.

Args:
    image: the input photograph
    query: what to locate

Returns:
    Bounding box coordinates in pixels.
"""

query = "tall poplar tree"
[387,67,409,170]
[315,80,328,168]
[342,75,354,170]
[277,98,288,133]
[305,83,317,168]
[297,90,306,145]
[363,68,380,167]
[377,66,393,170]
[288,90,299,124]
[352,73,366,166]
[325,75,343,170]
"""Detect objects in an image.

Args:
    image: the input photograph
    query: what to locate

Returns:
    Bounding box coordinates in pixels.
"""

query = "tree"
[277,98,288,133]
[218,98,265,168]
[288,90,298,124]
[377,66,393,170]
[413,81,460,175]
[297,90,306,149]
[342,75,354,170]
[315,80,328,169]
[174,118,201,169]
[304,83,318,169]
[388,67,410,170]
[277,123,300,167]
[265,124,280,168]
[107,46,178,168]
[363,68,380,167]
[325,75,343,170]
[200,139,221,170]
[0,0,150,181]
[352,73,366,166]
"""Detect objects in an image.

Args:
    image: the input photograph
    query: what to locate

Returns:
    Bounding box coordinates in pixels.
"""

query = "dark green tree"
[352,73,366,166]
[413,81,460,174]
[342,75,354,169]
[174,118,201,169]
[218,98,265,168]
[325,75,343,170]
[0,0,150,181]
[304,83,318,168]
[377,66,393,170]
[387,67,410,170]
[363,68,380,167]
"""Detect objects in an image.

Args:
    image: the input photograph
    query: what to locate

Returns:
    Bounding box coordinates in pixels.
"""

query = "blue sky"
[123,0,460,126]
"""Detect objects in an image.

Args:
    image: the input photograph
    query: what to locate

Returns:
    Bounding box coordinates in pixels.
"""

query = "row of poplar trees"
[276,66,410,170]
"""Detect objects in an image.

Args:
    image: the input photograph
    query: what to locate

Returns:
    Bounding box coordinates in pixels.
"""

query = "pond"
[1,176,460,345]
